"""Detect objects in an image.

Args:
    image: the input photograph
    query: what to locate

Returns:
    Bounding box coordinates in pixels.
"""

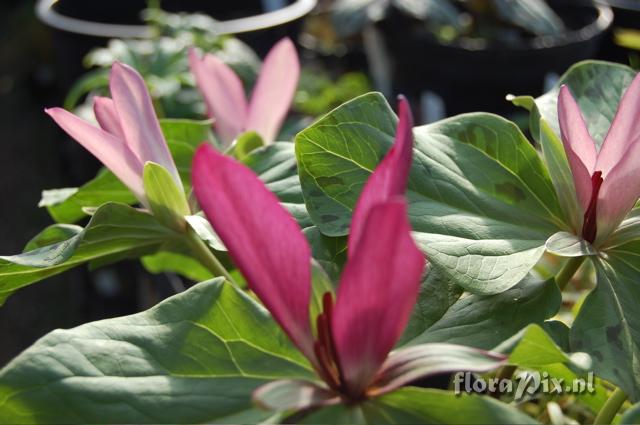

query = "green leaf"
[302,387,536,424]
[296,93,561,294]
[492,0,565,36]
[571,250,640,402]
[143,162,190,232]
[405,276,560,349]
[546,231,597,257]
[244,142,312,229]
[185,214,226,251]
[515,61,637,147]
[621,402,640,424]
[232,131,265,161]
[39,169,136,224]
[0,203,175,305]
[603,207,640,250]
[497,325,591,370]
[141,250,213,282]
[0,279,313,423]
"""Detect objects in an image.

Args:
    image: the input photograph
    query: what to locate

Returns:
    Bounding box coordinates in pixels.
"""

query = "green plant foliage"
[0,279,312,423]
[296,92,562,294]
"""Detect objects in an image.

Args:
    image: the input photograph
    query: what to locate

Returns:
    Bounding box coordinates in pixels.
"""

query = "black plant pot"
[376,0,613,119]
[36,0,317,92]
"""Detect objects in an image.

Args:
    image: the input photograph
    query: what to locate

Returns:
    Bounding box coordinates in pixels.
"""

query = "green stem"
[594,387,626,425]
[185,227,236,285]
[555,256,585,291]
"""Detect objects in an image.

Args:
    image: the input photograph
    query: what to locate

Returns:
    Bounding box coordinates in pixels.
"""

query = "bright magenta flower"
[192,98,504,406]
[45,62,181,208]
[189,38,299,146]
[559,73,640,245]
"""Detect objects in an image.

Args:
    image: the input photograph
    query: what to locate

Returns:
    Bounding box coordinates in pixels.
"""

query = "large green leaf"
[296,93,562,294]
[405,276,561,349]
[0,279,312,423]
[512,61,637,147]
[301,387,536,424]
[0,203,175,305]
[571,248,640,402]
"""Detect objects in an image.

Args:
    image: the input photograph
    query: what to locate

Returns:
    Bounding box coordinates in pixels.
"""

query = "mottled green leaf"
[296,93,561,294]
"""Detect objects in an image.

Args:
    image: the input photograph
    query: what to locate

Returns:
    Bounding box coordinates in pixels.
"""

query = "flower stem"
[594,387,626,425]
[185,227,236,285]
[555,256,585,291]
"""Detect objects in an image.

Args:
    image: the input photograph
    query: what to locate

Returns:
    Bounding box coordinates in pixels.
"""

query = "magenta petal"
[331,199,426,397]
[45,107,146,204]
[596,73,640,177]
[246,38,300,144]
[597,138,640,242]
[347,96,414,255]
[109,62,181,188]
[188,49,248,146]
[93,96,125,140]
[558,85,598,212]
[192,144,315,360]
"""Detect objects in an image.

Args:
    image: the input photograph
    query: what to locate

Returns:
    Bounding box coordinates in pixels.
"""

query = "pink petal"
[109,62,182,189]
[558,85,598,212]
[347,96,414,255]
[188,49,248,146]
[192,144,315,361]
[331,199,426,397]
[45,107,146,205]
[597,138,640,242]
[596,73,640,177]
[246,38,300,144]
[93,96,125,140]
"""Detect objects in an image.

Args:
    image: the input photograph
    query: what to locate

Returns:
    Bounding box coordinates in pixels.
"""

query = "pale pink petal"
[246,38,300,144]
[558,85,598,211]
[253,379,339,411]
[93,96,125,140]
[45,107,146,205]
[347,96,414,255]
[596,73,640,177]
[331,199,426,398]
[192,144,315,361]
[109,62,182,189]
[597,138,640,242]
[189,49,248,146]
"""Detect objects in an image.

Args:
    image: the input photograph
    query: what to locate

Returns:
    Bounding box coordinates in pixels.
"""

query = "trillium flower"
[558,73,640,245]
[189,38,299,146]
[192,98,505,409]
[45,62,182,209]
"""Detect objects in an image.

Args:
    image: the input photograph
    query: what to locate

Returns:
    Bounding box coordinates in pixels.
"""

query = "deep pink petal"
[558,85,598,212]
[109,62,181,188]
[331,199,426,397]
[192,144,315,360]
[93,96,125,140]
[347,96,414,256]
[597,138,640,242]
[596,73,640,177]
[246,38,300,144]
[189,49,248,146]
[45,107,146,204]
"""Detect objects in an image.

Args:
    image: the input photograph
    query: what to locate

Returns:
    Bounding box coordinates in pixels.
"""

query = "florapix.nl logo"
[453,371,596,401]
